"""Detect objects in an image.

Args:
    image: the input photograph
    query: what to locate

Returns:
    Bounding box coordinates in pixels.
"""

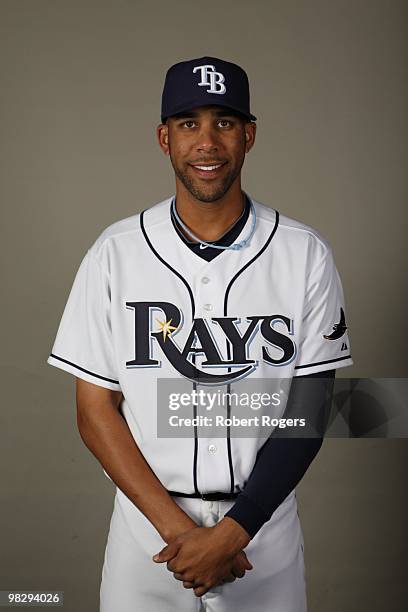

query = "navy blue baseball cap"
[161,56,257,123]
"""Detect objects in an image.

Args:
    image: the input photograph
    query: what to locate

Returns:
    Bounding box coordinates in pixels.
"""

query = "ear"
[245,122,256,153]
[157,123,170,156]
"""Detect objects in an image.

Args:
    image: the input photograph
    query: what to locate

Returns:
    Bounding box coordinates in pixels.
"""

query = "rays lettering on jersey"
[125,301,296,384]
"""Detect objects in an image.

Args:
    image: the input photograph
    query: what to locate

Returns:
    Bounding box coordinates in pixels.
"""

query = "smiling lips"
[189,161,227,178]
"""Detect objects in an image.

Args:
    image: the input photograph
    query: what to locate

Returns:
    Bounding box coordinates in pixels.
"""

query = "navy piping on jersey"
[222,211,280,494]
[295,355,352,370]
[49,353,120,385]
[140,210,195,318]
[140,209,200,494]
[191,353,199,495]
[170,195,250,494]
[223,211,280,314]
[140,204,280,497]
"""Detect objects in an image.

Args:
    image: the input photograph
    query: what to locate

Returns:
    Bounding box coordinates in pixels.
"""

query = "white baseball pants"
[100,487,307,612]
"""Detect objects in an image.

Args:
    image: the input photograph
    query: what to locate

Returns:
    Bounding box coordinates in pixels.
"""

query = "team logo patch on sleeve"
[323,307,347,340]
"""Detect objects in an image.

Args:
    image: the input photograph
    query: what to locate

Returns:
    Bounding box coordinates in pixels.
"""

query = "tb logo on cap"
[192,64,226,94]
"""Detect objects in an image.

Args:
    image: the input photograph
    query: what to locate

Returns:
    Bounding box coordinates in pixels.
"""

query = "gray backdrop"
[1,1,407,611]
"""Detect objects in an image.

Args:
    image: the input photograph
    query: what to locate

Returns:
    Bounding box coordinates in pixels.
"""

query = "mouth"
[188,161,227,179]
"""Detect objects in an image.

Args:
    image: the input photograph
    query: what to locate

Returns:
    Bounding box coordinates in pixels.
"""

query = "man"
[47,56,353,611]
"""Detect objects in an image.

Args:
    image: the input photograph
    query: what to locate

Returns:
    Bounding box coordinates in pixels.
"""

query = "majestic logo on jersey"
[125,301,296,384]
[192,64,226,95]
[323,307,347,340]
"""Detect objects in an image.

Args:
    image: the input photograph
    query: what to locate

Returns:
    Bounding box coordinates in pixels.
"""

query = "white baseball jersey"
[47,194,352,495]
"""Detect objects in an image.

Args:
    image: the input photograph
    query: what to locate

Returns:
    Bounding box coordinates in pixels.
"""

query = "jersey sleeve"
[46,247,121,391]
[294,246,353,376]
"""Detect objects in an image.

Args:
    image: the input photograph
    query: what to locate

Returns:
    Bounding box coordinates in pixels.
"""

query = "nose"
[195,123,219,155]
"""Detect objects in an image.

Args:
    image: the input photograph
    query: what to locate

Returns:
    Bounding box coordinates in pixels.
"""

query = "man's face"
[158,105,256,203]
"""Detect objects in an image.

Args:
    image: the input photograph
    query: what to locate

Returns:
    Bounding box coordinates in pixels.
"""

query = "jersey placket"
[193,266,233,494]
[139,197,281,496]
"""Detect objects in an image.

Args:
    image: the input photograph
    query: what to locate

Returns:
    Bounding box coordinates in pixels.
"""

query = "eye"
[182,120,196,128]
[218,119,233,127]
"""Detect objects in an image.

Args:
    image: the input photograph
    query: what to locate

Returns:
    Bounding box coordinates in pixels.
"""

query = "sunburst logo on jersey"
[155,318,177,341]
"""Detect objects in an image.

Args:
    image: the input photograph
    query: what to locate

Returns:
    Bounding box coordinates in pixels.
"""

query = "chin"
[176,167,233,203]
[190,183,231,203]
[194,192,223,203]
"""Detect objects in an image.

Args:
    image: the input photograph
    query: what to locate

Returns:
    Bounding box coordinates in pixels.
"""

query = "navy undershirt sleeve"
[224,370,335,539]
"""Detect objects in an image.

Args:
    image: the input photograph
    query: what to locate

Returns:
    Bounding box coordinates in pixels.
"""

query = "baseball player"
[47,56,353,611]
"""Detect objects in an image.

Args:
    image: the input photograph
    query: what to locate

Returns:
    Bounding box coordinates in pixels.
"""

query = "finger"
[231,555,247,577]
[153,543,178,563]
[221,573,236,584]
[166,559,181,573]
[230,562,245,579]
[173,572,184,581]
[182,581,194,589]
[194,585,208,597]
[240,551,253,570]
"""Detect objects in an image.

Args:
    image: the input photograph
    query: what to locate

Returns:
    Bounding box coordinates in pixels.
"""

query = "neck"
[174,180,246,242]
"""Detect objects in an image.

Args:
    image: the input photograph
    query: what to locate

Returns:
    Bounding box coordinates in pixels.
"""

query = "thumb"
[241,551,253,570]
[152,542,179,563]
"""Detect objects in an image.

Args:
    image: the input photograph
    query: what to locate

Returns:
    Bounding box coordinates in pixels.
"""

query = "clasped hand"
[153,523,252,597]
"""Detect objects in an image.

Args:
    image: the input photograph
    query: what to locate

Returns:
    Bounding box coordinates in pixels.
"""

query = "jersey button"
[201,276,210,284]
[203,303,213,311]
[208,444,217,454]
